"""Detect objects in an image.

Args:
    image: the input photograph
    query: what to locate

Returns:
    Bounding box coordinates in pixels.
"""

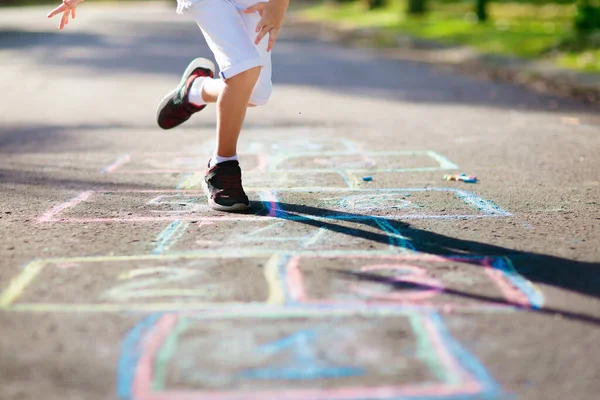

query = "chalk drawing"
[373,218,416,253]
[175,173,193,190]
[101,154,131,174]
[268,150,460,173]
[35,188,510,223]
[313,155,377,169]
[284,254,544,311]
[339,193,413,210]
[100,153,266,174]
[104,267,208,301]
[348,264,445,302]
[0,251,543,313]
[37,190,94,223]
[117,312,501,400]
[152,221,190,255]
[241,329,366,381]
[484,257,544,309]
[1,254,277,312]
[231,222,330,251]
[20,144,523,400]
[264,254,288,305]
[147,195,205,214]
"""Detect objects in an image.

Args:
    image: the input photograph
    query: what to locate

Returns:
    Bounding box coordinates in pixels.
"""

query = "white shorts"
[178,0,273,106]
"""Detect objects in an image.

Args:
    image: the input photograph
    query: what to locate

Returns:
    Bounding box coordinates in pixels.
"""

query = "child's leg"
[188,0,269,160]
[185,0,272,211]
[189,1,272,108]
[215,66,261,157]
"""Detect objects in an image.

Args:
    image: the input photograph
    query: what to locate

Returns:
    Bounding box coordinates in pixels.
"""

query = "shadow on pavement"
[259,201,600,326]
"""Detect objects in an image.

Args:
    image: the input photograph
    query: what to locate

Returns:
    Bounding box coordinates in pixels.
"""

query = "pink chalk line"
[285,254,528,308]
[286,256,307,301]
[143,384,481,400]
[260,191,279,217]
[422,316,480,389]
[135,314,178,400]
[483,257,530,307]
[37,191,94,223]
[349,264,444,302]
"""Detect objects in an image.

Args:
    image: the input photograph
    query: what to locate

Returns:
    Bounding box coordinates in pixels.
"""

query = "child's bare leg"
[215,66,261,158]
[190,77,258,107]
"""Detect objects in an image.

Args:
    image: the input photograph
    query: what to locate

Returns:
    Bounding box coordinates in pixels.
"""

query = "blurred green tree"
[408,0,426,15]
[476,0,488,22]
[361,0,386,9]
[575,0,600,32]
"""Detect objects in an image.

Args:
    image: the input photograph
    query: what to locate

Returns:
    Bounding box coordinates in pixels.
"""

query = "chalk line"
[0,260,45,308]
[101,154,131,174]
[152,221,190,255]
[37,190,94,223]
[264,254,286,305]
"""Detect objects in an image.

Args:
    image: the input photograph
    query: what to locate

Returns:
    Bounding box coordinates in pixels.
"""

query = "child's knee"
[249,74,273,106]
[227,66,261,88]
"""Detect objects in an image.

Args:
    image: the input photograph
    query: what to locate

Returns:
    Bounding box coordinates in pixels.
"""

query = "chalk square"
[37,190,271,223]
[0,255,279,311]
[271,151,458,172]
[243,171,351,190]
[206,130,356,154]
[285,254,541,310]
[241,135,363,155]
[270,188,511,220]
[103,153,265,174]
[121,312,495,400]
[172,219,397,254]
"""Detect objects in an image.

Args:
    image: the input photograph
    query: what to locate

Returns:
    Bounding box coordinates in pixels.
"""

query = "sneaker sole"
[207,198,250,212]
[156,58,215,129]
[201,179,250,212]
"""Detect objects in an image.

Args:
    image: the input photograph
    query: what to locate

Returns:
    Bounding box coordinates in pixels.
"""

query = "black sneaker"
[204,160,250,212]
[156,58,214,130]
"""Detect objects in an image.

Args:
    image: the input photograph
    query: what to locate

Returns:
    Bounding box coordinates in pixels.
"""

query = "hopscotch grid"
[22,147,514,399]
[283,254,539,310]
[0,254,539,312]
[35,188,511,224]
[100,151,459,174]
[117,312,496,400]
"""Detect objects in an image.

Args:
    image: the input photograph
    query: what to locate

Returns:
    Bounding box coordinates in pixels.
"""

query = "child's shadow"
[251,200,600,326]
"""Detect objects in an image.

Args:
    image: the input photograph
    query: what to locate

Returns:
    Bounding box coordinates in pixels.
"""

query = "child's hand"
[244,0,289,52]
[47,0,84,30]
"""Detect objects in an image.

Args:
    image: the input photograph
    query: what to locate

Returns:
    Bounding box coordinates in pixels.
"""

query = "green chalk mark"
[153,318,190,391]
[409,314,461,386]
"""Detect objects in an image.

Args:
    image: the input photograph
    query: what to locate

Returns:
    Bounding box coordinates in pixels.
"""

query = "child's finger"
[71,8,76,19]
[267,28,279,52]
[60,11,69,29]
[243,2,265,14]
[254,25,271,45]
[47,4,67,18]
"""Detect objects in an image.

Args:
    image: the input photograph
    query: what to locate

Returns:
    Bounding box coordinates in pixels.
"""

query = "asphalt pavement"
[0,3,599,400]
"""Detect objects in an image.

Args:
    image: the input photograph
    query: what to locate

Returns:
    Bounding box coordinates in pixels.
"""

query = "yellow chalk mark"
[40,252,273,264]
[107,267,204,301]
[264,254,285,305]
[177,172,204,189]
[5,302,253,312]
[0,261,46,308]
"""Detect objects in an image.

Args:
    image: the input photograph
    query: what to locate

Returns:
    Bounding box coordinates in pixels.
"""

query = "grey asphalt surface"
[1,3,599,400]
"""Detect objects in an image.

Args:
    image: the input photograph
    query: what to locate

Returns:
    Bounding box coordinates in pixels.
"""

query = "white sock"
[188,77,208,107]
[210,154,238,168]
